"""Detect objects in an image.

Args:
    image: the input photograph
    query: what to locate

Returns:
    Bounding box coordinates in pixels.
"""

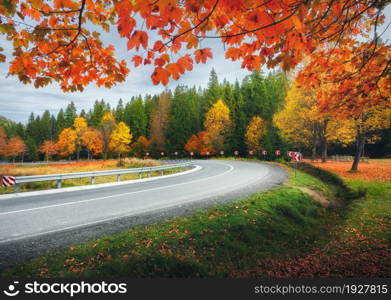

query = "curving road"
[0,160,286,269]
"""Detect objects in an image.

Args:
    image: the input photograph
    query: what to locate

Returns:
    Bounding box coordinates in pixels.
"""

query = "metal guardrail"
[12,162,195,192]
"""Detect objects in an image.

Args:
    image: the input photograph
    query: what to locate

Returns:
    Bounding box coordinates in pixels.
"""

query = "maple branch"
[81,32,94,65]
[156,0,219,51]
[195,9,298,39]
[40,9,80,15]
[44,0,87,56]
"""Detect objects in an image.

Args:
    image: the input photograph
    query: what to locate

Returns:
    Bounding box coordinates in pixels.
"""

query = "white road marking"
[0,162,234,216]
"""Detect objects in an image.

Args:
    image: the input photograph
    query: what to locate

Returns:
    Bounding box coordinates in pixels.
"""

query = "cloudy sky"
[0,5,390,123]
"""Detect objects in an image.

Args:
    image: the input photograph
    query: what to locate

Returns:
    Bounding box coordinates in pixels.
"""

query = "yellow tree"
[204,99,232,152]
[274,83,355,161]
[39,140,57,162]
[81,129,103,159]
[56,128,77,159]
[109,122,132,163]
[245,116,267,153]
[100,112,116,159]
[73,117,88,160]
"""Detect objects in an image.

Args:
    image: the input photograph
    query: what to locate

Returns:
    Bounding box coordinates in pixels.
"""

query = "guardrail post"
[14,184,20,193]
[117,174,121,182]
[91,176,95,184]
[56,179,62,188]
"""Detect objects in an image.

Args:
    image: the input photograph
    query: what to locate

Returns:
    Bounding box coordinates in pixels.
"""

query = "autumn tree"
[150,92,171,153]
[245,116,267,154]
[131,136,151,158]
[6,136,26,163]
[184,131,212,156]
[274,83,356,161]
[56,128,77,159]
[0,0,386,92]
[109,122,132,163]
[39,140,57,162]
[204,99,231,152]
[298,42,391,169]
[0,127,7,158]
[100,112,116,159]
[73,117,88,160]
[81,129,103,159]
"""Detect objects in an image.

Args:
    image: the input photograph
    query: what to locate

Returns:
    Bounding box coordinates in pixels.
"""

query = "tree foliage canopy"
[0,0,387,91]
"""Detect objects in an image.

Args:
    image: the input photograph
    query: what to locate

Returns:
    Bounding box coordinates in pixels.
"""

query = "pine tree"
[56,109,66,137]
[64,102,77,128]
[201,69,222,122]
[115,99,125,122]
[150,92,171,153]
[40,110,52,142]
[124,96,147,140]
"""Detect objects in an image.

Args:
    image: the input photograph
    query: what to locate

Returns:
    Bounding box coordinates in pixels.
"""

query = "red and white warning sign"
[275,150,281,155]
[174,151,178,156]
[206,151,210,156]
[262,150,267,155]
[190,152,194,156]
[287,151,302,161]
[2,175,16,187]
[249,150,254,155]
[145,152,150,156]
[234,150,239,156]
[160,152,165,156]
[294,152,302,162]
[287,151,295,158]
[220,150,224,155]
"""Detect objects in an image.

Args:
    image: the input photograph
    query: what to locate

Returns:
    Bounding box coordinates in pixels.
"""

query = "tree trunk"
[351,134,365,171]
[311,145,317,161]
[321,138,327,162]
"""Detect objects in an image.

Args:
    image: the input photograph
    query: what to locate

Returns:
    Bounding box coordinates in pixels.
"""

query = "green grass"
[2,163,389,278]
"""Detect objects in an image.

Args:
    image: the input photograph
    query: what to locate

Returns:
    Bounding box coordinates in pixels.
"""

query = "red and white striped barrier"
[2,175,16,187]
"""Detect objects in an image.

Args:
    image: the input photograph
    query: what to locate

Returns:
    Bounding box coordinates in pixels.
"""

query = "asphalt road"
[0,160,286,269]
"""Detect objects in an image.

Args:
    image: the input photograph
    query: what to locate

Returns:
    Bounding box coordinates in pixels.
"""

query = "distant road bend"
[0,160,286,267]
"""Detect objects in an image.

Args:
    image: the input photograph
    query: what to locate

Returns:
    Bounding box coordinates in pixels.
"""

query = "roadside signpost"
[287,151,302,176]
[275,149,281,156]
[220,150,224,156]
[145,152,149,160]
[234,150,239,159]
[262,150,267,155]
[249,150,254,156]
[206,151,210,159]
[190,152,194,160]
